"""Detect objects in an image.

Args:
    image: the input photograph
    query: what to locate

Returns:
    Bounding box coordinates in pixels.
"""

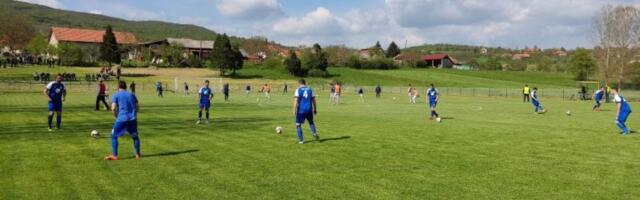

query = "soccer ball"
[392,97,397,100]
[90,130,99,138]
[436,117,442,123]
[275,126,283,134]
[566,110,572,116]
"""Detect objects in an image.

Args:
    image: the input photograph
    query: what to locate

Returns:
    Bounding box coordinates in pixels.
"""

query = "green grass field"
[1,86,639,199]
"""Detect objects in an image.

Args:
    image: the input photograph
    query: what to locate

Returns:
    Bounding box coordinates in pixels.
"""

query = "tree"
[25,33,49,64]
[210,33,235,75]
[0,12,35,49]
[100,25,120,66]
[284,50,303,76]
[58,43,84,66]
[230,45,244,75]
[161,43,184,66]
[569,48,597,81]
[593,5,640,88]
[304,43,329,77]
[386,41,401,58]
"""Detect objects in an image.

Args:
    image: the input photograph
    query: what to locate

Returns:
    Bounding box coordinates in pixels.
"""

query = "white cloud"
[272,7,345,35]
[17,0,63,8]
[216,0,284,19]
[89,10,103,15]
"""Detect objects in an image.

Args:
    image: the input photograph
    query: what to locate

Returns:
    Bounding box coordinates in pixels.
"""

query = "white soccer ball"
[566,110,572,116]
[436,117,442,123]
[392,97,397,100]
[90,130,99,138]
[275,126,283,134]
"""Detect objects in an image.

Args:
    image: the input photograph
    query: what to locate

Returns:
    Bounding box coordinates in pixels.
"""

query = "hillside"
[0,0,221,42]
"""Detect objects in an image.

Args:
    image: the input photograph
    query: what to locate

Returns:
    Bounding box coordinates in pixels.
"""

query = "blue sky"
[18,0,640,49]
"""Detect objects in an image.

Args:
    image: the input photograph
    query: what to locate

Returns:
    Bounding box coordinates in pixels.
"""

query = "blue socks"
[56,115,61,128]
[132,136,141,155]
[111,134,141,156]
[296,125,303,142]
[47,115,53,128]
[111,134,119,156]
[310,124,317,136]
[617,122,629,134]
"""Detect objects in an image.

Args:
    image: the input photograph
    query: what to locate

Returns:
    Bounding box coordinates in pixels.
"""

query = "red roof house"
[49,27,138,46]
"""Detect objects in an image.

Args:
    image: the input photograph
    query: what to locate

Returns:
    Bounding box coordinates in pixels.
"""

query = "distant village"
[1,26,571,71]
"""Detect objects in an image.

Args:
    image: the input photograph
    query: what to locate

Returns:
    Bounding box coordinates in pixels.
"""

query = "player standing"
[104,81,140,160]
[593,86,605,111]
[293,79,319,144]
[96,78,110,111]
[612,87,632,135]
[184,82,189,96]
[156,81,163,97]
[407,84,415,103]
[530,87,547,114]
[44,75,66,131]
[375,85,381,98]
[426,84,440,120]
[358,87,364,102]
[334,83,341,105]
[222,83,230,101]
[197,80,214,124]
[245,84,252,97]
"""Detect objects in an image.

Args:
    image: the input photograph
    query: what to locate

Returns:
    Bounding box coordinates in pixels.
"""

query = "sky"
[16,0,640,49]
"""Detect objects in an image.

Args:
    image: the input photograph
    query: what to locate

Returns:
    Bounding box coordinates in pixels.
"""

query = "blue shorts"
[48,101,62,112]
[199,102,210,110]
[429,101,437,108]
[112,120,138,138]
[296,112,314,125]
[618,110,632,123]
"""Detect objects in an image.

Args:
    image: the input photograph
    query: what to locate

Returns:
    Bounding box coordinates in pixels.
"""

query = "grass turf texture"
[0,88,638,199]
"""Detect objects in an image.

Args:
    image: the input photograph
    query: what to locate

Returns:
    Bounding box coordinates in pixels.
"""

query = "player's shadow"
[136,149,199,158]
[318,136,350,143]
[441,117,455,120]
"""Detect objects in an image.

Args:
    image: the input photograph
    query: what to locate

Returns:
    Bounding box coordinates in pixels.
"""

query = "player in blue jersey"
[612,87,632,135]
[593,86,605,111]
[44,75,66,131]
[104,81,140,160]
[530,87,547,114]
[426,84,440,121]
[293,79,319,144]
[197,80,214,124]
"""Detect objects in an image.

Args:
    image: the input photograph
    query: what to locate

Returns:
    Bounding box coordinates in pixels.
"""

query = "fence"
[2,80,640,101]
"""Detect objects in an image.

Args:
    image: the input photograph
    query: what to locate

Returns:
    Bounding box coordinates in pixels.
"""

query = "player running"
[293,79,319,144]
[593,86,605,111]
[197,80,214,124]
[261,84,271,100]
[334,83,342,105]
[530,87,547,114]
[104,81,141,161]
[612,87,632,135]
[156,82,163,97]
[44,75,66,131]
[426,84,440,120]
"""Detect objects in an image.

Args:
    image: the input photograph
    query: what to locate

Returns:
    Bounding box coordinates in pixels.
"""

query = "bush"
[307,69,327,77]
[346,55,362,69]
[362,57,397,70]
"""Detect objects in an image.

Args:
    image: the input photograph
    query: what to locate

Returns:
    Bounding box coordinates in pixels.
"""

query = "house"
[511,53,530,60]
[359,47,384,59]
[553,49,568,57]
[480,48,488,55]
[49,27,138,61]
[422,54,460,68]
[142,38,215,59]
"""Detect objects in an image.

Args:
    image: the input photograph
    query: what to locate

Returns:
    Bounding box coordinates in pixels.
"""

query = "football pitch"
[1,89,639,199]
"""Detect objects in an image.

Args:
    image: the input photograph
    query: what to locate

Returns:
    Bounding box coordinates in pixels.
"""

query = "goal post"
[174,77,224,93]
